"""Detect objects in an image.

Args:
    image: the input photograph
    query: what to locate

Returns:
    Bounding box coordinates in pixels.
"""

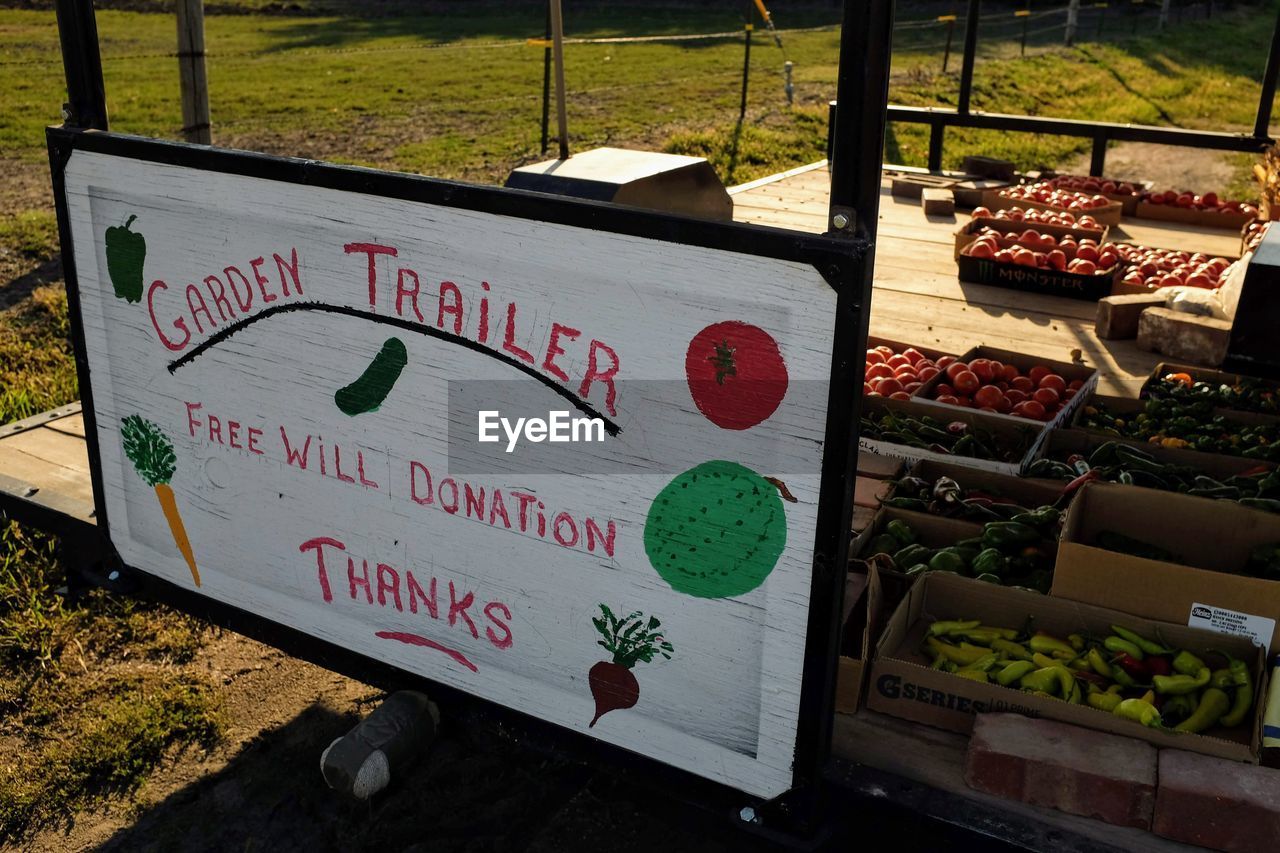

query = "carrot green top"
[592,604,675,670]
[121,415,176,487]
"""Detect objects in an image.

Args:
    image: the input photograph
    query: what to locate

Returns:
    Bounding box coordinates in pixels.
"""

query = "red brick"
[856,452,904,480]
[964,713,1156,829]
[1153,749,1280,852]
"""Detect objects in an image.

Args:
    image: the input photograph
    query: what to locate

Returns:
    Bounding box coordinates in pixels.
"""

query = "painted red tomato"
[685,321,788,430]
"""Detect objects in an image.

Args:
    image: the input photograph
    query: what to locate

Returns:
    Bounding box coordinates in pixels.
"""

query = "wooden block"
[1136,307,1232,366]
[961,155,1016,182]
[1095,293,1166,340]
[921,188,955,217]
[890,175,956,201]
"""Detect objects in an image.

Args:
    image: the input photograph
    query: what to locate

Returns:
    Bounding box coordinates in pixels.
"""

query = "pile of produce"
[1114,245,1236,292]
[1088,528,1280,581]
[863,514,1056,591]
[922,620,1256,734]
[882,472,1050,521]
[961,231,1117,275]
[1079,397,1280,461]
[1046,174,1143,198]
[1243,220,1272,253]
[925,356,1085,421]
[970,205,1103,232]
[860,405,1035,462]
[1026,440,1280,513]
[997,182,1116,213]
[864,343,950,400]
[1146,370,1279,415]
[1142,189,1258,219]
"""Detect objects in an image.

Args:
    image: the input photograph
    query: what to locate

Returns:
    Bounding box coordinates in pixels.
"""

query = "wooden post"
[549,0,569,160]
[1159,0,1171,29]
[176,0,211,144]
[1065,0,1080,45]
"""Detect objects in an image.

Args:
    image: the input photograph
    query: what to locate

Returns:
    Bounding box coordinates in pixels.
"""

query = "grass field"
[1,0,1279,842]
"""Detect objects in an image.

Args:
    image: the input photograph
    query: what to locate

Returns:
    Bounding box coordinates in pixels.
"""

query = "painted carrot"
[588,604,674,728]
[121,415,200,587]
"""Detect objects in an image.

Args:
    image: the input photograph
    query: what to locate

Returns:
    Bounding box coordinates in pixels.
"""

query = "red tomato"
[867,363,894,381]
[917,366,940,383]
[865,350,885,365]
[971,206,992,218]
[1027,366,1051,385]
[936,394,960,406]
[904,382,923,394]
[887,354,911,370]
[1011,376,1035,393]
[1063,388,1077,399]
[936,355,957,369]
[969,359,996,382]
[1033,387,1061,408]
[945,362,969,382]
[889,391,912,401]
[686,321,788,430]
[978,406,998,413]
[863,382,873,395]
[935,383,955,397]
[903,347,925,365]
[1075,244,1100,263]
[953,395,972,408]
[1046,249,1067,272]
[1004,389,1027,405]
[952,370,980,395]
[877,377,904,396]
[1014,400,1046,420]
[874,345,894,357]
[1038,374,1066,394]
[995,395,1013,414]
[1000,363,1020,382]
[1067,379,1083,391]
[968,241,995,259]
[973,385,1003,409]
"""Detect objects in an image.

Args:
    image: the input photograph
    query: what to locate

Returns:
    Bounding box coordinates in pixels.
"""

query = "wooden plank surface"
[732,165,1244,397]
[0,411,95,523]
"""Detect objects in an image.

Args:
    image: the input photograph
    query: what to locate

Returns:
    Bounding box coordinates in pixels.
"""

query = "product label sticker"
[1187,602,1276,648]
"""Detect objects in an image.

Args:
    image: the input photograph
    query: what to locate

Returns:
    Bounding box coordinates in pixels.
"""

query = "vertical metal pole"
[54,0,108,130]
[540,0,551,156]
[1090,132,1108,176]
[1097,3,1107,39]
[1066,0,1080,45]
[1020,8,1029,56]
[957,0,980,114]
[1255,2,1280,140]
[942,18,955,72]
[928,123,945,172]
[1159,0,1170,29]
[549,0,569,160]
[176,0,211,144]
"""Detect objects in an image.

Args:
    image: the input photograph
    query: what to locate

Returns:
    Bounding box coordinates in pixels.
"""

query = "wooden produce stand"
[7,1,1279,850]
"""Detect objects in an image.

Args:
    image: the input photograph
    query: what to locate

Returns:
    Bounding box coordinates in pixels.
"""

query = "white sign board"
[59,146,843,799]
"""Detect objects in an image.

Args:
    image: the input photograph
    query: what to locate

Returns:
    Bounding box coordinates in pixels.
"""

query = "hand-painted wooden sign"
[57,142,848,799]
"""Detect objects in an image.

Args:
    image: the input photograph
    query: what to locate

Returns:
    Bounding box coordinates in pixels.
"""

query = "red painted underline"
[375,630,479,672]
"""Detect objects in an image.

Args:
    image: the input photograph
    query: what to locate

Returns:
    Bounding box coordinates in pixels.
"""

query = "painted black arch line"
[165,301,622,436]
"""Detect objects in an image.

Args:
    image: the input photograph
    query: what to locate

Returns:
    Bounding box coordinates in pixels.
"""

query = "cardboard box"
[867,335,957,364]
[868,572,1267,762]
[1041,173,1151,216]
[916,345,1099,434]
[1025,428,1275,483]
[956,244,1120,301]
[953,218,1108,261]
[905,459,1065,512]
[835,566,883,713]
[1071,393,1280,455]
[852,506,984,620]
[1052,481,1280,653]
[1139,361,1280,416]
[1135,201,1254,230]
[987,188,1123,226]
[858,395,1044,476]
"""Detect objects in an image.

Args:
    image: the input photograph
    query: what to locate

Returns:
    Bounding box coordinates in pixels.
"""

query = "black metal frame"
[39,0,893,837]
[833,0,1280,176]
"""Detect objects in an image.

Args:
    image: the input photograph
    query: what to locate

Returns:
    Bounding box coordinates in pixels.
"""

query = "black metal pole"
[54,0,108,130]
[958,0,981,114]
[1097,3,1107,39]
[828,0,895,233]
[540,0,551,156]
[1254,2,1280,140]
[739,2,753,126]
[1020,6,1029,56]
[942,18,955,72]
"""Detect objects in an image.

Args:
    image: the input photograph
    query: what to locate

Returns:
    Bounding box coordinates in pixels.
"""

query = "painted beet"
[588,604,674,728]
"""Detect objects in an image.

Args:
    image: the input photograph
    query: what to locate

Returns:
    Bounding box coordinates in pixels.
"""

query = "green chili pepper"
[960,654,999,673]
[1111,625,1174,656]
[1019,666,1062,695]
[1114,698,1162,728]
[891,544,932,568]
[1104,636,1145,660]
[1161,694,1197,726]
[865,534,899,557]
[1011,506,1061,530]
[1084,647,1113,679]
[970,548,1009,579]
[995,660,1036,686]
[1210,668,1235,690]
[1174,687,1231,733]
[955,627,1017,645]
[1153,668,1211,695]
[886,519,916,545]
[1111,666,1137,688]
[1172,650,1206,677]
[882,496,930,511]
[954,668,990,683]
[981,521,1040,550]
[927,619,982,638]
[991,639,1033,661]
[1217,654,1254,728]
[1028,633,1077,659]
[1087,690,1123,713]
[927,549,967,574]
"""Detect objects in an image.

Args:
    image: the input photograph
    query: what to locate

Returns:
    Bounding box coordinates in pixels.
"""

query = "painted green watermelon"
[644,460,786,599]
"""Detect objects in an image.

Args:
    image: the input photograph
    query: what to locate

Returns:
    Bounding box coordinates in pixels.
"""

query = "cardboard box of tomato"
[956,238,1121,302]
[913,346,1099,434]
[867,572,1267,763]
[863,340,962,403]
[986,185,1123,226]
[1052,481,1280,654]
[1041,173,1151,216]
[953,215,1108,261]
[1136,190,1259,230]
[857,395,1043,477]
